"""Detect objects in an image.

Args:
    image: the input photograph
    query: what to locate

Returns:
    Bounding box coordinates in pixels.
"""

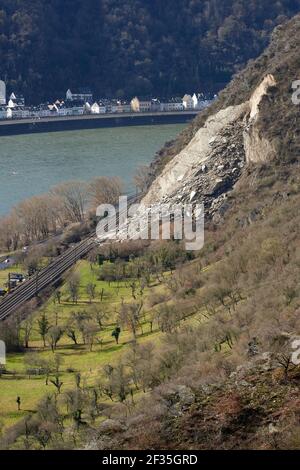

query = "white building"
[9,93,25,107]
[160,100,184,112]
[0,80,6,105]
[7,98,16,109]
[84,102,92,114]
[91,102,100,114]
[11,108,30,119]
[98,103,107,114]
[192,93,198,109]
[182,94,194,110]
[110,101,131,113]
[6,107,13,119]
[66,88,93,103]
[131,97,152,112]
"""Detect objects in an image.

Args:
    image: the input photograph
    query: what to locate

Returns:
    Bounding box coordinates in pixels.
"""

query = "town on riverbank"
[0,80,213,121]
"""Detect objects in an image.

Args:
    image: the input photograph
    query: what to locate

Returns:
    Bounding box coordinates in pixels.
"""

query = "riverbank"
[0,111,197,136]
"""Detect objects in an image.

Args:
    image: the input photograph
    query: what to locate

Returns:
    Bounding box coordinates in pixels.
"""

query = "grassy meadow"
[0,259,167,428]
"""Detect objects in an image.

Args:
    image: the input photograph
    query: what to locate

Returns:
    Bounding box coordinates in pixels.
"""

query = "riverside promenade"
[0,110,199,136]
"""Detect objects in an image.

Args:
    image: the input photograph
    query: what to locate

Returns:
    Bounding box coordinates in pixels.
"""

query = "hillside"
[152,11,300,176]
[1,11,300,451]
[1,0,300,102]
[88,12,300,449]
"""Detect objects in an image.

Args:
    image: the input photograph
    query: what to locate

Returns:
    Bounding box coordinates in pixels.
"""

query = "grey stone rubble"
[154,119,246,222]
[103,119,247,244]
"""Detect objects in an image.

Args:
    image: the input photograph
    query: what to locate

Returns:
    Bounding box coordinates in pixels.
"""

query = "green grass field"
[0,260,165,428]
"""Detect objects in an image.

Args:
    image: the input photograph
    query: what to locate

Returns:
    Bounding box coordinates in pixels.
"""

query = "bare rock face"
[243,128,277,164]
[243,74,278,164]
[249,74,277,120]
[138,75,279,220]
[142,102,249,207]
[116,75,279,241]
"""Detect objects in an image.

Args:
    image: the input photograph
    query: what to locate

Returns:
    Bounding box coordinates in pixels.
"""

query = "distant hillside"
[1,0,300,103]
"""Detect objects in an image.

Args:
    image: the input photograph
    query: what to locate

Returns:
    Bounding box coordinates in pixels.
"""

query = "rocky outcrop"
[243,74,278,164]
[249,74,276,120]
[142,103,248,207]
[133,74,279,224]
[105,74,279,245]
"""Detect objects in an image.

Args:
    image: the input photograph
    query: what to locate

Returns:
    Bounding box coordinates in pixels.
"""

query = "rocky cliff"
[90,15,300,452]
[144,14,300,218]
[112,14,300,245]
[140,72,279,222]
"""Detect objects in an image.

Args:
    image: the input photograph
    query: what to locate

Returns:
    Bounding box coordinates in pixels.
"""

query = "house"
[10,107,30,119]
[9,93,25,107]
[64,101,84,115]
[139,99,152,112]
[118,101,131,113]
[111,100,131,113]
[98,102,107,114]
[0,80,6,105]
[192,93,198,109]
[131,97,152,112]
[150,99,161,112]
[66,88,93,103]
[48,104,59,115]
[182,94,194,110]
[91,102,100,114]
[84,102,92,114]
[6,107,13,119]
[198,99,212,110]
[131,97,140,112]
[160,98,184,112]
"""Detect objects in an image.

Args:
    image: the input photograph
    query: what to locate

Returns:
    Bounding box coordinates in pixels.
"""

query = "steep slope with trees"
[1,9,300,452]
[88,12,300,449]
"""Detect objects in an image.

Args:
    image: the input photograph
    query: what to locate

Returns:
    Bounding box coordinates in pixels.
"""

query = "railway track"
[0,235,96,321]
[0,194,139,321]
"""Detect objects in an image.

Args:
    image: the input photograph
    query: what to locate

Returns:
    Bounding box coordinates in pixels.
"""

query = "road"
[0,110,199,127]
[0,257,15,270]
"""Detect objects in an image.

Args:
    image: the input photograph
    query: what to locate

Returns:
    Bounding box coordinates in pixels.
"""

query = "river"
[0,124,184,216]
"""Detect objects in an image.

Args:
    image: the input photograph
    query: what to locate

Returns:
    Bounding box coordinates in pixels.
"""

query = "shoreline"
[0,111,198,136]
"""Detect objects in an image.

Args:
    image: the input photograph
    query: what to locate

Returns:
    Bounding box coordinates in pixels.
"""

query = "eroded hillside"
[88,14,300,450]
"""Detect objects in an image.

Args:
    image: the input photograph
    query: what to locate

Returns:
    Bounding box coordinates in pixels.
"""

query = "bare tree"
[83,322,99,351]
[133,165,150,193]
[118,301,143,339]
[52,181,87,222]
[49,354,64,393]
[71,310,92,344]
[86,283,96,303]
[101,363,131,402]
[90,305,109,330]
[0,213,21,251]
[22,318,33,349]
[65,315,79,345]
[67,272,81,304]
[47,326,64,352]
[88,176,123,209]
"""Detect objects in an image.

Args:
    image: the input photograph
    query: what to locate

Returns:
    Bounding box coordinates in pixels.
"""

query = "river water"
[0,124,184,216]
